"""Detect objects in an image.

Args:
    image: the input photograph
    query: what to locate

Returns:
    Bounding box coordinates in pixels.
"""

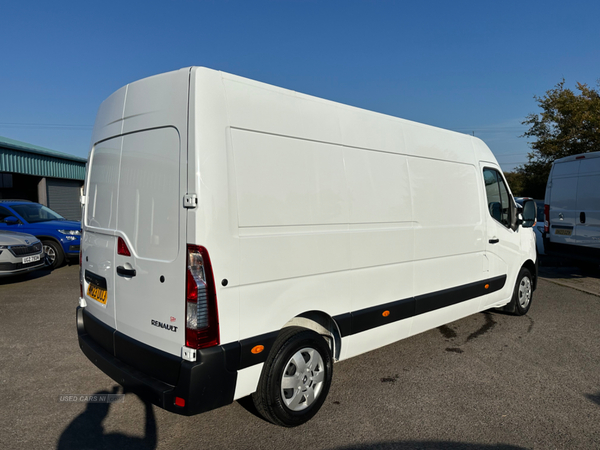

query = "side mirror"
[521,199,537,228]
[4,216,19,225]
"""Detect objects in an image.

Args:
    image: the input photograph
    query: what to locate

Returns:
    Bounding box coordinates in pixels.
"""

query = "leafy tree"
[517,79,600,198]
[503,171,525,197]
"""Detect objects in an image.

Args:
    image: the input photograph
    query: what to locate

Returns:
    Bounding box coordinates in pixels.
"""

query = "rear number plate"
[555,229,572,236]
[87,284,107,305]
[22,255,40,264]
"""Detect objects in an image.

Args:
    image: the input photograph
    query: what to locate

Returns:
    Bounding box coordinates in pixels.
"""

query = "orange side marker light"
[382,310,390,317]
[251,345,264,354]
[485,284,490,289]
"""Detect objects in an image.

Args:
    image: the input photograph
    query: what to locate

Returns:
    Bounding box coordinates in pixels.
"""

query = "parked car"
[515,198,545,254]
[0,230,46,277]
[0,200,80,269]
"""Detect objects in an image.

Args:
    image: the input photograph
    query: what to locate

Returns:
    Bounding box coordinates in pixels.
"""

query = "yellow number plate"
[87,284,107,305]
[555,229,572,236]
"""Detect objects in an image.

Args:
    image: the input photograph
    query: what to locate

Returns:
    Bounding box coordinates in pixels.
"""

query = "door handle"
[117,266,136,277]
[489,238,500,244]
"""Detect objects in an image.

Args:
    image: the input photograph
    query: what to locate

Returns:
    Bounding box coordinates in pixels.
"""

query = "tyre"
[508,267,533,315]
[42,240,64,269]
[252,326,333,427]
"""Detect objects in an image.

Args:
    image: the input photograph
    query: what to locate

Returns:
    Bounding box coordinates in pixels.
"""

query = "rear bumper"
[76,306,238,416]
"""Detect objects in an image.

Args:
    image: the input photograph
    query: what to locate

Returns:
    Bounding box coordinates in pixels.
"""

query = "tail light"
[117,237,131,256]
[185,245,219,349]
[544,204,550,233]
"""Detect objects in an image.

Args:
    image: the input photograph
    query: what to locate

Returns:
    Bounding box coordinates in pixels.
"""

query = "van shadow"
[586,391,600,407]
[236,395,270,423]
[337,442,527,450]
[57,386,157,450]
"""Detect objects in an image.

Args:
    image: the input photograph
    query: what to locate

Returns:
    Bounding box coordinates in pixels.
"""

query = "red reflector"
[117,237,131,256]
[175,397,185,407]
[544,204,550,233]
[576,155,585,159]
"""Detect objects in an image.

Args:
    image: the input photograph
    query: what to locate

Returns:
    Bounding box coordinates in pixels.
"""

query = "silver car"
[0,230,46,277]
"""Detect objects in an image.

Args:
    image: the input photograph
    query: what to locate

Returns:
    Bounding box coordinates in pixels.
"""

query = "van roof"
[553,150,600,164]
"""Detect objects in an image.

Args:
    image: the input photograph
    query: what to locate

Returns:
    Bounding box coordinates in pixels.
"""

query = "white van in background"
[544,151,600,267]
[77,67,538,427]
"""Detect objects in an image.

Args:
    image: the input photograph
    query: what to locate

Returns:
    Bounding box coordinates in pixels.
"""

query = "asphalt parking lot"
[1,261,599,450]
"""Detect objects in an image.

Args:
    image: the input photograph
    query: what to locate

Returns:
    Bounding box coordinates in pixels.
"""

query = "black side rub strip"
[334,275,506,337]
[238,331,279,370]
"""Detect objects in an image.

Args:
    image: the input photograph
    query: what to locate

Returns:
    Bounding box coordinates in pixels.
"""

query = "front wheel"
[42,240,64,269]
[252,326,333,427]
[509,267,533,315]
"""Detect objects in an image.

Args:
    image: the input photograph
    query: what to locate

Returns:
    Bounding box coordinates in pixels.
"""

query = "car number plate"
[22,255,41,264]
[87,284,108,305]
[555,229,572,236]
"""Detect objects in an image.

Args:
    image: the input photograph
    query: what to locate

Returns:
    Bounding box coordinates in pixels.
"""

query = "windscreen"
[11,204,64,223]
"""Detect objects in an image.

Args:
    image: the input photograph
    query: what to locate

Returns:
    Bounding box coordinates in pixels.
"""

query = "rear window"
[85,128,181,261]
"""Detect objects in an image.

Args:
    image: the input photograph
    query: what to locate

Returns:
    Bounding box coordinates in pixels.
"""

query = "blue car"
[0,200,80,269]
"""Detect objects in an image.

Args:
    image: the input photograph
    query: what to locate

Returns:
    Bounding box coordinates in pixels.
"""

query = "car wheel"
[509,267,533,315]
[42,240,64,269]
[252,326,333,427]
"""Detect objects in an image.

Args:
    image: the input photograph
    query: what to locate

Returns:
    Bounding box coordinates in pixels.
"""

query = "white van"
[77,67,538,427]
[543,151,600,266]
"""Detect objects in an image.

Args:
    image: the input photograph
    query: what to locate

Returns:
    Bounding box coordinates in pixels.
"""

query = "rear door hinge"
[183,194,197,209]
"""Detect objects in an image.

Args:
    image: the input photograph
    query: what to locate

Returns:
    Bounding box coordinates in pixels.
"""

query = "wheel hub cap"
[281,347,325,411]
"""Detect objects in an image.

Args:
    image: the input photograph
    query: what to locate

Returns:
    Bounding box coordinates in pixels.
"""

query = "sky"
[1,0,599,172]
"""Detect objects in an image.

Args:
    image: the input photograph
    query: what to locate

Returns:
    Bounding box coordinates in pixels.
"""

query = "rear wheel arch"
[282,311,341,361]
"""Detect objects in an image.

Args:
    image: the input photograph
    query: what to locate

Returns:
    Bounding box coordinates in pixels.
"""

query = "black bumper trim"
[77,307,237,416]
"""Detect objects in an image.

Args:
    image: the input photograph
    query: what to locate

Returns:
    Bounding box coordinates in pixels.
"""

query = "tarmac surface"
[1,260,599,450]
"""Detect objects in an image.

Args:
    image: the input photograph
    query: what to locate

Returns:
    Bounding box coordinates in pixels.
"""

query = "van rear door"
[575,157,600,249]
[84,127,187,356]
[113,128,187,355]
[547,159,579,245]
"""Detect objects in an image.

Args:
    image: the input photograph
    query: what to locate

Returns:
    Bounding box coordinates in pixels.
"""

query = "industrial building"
[0,135,86,220]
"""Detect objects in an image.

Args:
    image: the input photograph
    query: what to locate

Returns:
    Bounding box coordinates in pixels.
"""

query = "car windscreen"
[10,204,65,223]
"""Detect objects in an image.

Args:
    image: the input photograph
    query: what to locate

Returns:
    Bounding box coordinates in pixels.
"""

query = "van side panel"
[217,72,502,364]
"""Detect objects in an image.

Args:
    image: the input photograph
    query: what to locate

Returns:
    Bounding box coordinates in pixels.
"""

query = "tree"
[503,171,525,197]
[517,79,600,198]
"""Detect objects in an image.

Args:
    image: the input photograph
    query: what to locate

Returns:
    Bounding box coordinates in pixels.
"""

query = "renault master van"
[77,67,538,427]
[543,151,600,267]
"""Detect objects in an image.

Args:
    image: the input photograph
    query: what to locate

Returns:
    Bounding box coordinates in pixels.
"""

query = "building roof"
[0,135,87,180]
[0,135,87,163]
